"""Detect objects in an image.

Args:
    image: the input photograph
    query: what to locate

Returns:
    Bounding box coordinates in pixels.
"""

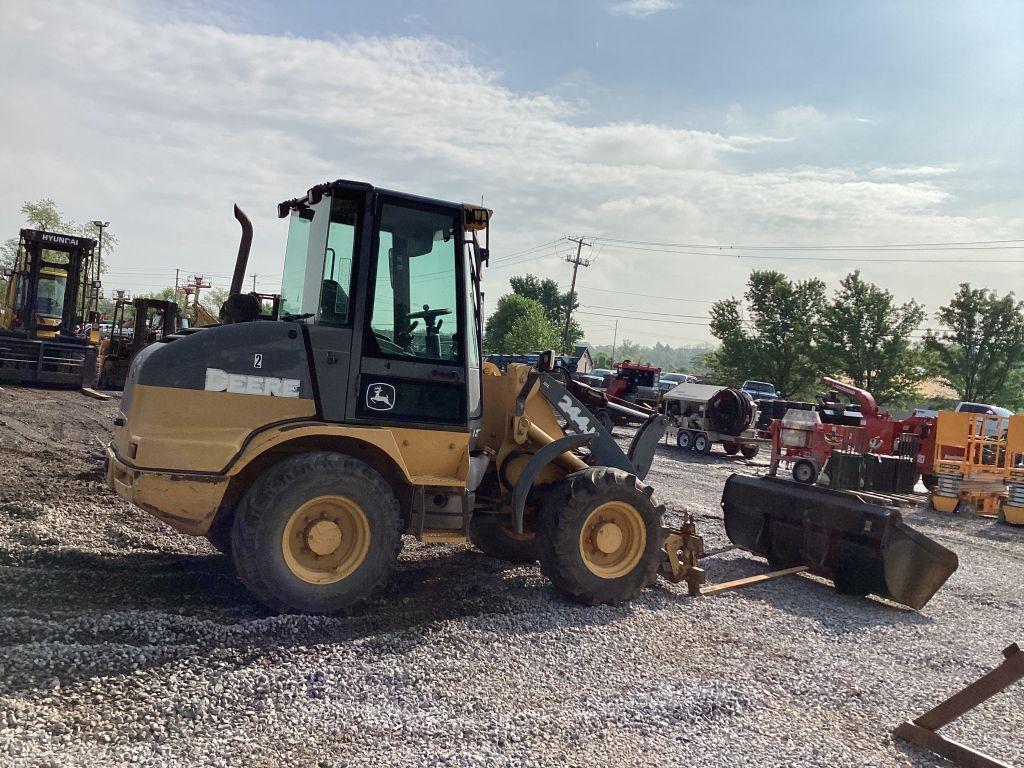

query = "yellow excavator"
[106,179,957,614]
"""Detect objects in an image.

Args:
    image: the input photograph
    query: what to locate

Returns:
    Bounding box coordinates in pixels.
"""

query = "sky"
[1,0,1022,347]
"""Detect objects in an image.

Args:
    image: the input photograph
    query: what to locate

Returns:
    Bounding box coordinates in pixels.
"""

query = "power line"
[578,284,716,304]
[589,242,1024,264]
[587,235,1024,251]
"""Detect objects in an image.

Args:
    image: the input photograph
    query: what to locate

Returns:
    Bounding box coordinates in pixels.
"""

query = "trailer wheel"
[231,452,403,614]
[740,444,759,459]
[537,468,664,605]
[723,442,740,456]
[594,409,614,434]
[693,432,712,455]
[676,430,694,450]
[792,460,817,485]
[469,516,540,563]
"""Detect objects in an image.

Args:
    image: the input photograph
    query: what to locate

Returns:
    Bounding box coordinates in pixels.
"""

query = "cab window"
[319,195,360,326]
[367,202,461,362]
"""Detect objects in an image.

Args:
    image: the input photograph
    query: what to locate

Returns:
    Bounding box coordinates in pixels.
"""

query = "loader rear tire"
[230,452,403,615]
[537,468,664,605]
[469,516,540,563]
[740,444,759,459]
[723,442,740,455]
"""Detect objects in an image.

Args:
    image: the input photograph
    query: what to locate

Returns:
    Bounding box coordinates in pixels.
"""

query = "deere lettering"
[204,367,300,397]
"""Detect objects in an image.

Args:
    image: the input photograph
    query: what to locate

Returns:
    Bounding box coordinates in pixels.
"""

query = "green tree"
[819,271,925,404]
[2,199,118,280]
[925,283,1024,403]
[504,303,561,353]
[483,294,560,353]
[141,286,179,302]
[201,286,230,313]
[708,270,826,398]
[509,273,583,352]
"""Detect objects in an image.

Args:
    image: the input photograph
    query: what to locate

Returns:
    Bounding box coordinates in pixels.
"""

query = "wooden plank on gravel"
[701,566,809,595]
[80,387,112,401]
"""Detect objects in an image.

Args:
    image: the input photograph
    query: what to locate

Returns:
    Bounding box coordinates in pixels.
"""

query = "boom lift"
[0,229,99,387]
[105,179,958,614]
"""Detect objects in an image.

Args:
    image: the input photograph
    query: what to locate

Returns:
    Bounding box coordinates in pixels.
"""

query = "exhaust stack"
[230,204,253,296]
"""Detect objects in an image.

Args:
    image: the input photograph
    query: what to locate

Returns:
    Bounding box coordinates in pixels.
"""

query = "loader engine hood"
[123,322,313,409]
[115,321,317,472]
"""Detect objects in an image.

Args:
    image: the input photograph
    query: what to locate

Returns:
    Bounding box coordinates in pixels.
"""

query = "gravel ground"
[0,385,1021,767]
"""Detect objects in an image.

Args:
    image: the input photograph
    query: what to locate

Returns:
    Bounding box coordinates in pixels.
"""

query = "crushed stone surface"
[0,386,1021,767]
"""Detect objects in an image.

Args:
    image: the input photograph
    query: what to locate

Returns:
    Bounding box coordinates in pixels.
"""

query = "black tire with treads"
[230,452,403,614]
[537,467,664,605]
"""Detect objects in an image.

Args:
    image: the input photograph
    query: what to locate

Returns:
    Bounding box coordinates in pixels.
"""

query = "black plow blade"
[721,474,958,609]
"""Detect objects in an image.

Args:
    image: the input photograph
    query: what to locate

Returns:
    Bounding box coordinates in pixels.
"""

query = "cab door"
[348,195,468,431]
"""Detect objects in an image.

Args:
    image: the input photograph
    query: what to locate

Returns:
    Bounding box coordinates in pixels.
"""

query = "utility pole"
[91,220,109,286]
[611,319,619,362]
[252,274,257,292]
[562,236,591,353]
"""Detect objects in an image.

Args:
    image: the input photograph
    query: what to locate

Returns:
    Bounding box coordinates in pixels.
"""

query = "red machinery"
[769,377,937,487]
[606,360,662,410]
[819,377,937,485]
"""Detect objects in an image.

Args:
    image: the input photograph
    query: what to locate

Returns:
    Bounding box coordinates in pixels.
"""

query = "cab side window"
[318,194,361,326]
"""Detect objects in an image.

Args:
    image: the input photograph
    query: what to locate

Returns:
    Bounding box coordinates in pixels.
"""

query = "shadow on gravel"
[699,554,931,631]
[0,546,626,694]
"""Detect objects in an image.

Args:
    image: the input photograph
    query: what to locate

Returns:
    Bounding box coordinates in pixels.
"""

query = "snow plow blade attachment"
[721,475,958,609]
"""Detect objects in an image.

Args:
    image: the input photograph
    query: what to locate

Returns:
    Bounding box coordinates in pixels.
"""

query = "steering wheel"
[406,305,451,328]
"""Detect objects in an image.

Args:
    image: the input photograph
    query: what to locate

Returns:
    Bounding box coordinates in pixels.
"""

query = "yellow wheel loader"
[106,179,958,614]
[106,180,677,613]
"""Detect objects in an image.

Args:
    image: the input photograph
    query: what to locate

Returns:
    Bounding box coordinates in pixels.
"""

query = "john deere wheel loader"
[106,180,677,613]
[106,179,958,614]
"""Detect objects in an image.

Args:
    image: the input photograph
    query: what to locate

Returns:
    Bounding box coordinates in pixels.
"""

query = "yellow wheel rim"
[578,501,646,579]
[282,495,370,585]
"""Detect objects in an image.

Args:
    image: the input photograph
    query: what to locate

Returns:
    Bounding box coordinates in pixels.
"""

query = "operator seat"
[319,279,349,325]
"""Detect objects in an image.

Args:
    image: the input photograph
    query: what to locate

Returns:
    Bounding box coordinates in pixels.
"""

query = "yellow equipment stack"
[930,411,1024,525]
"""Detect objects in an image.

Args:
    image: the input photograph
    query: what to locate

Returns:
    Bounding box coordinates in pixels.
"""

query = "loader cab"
[276,180,488,434]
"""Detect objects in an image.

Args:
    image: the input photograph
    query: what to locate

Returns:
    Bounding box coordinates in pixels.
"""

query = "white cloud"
[869,165,959,179]
[0,2,1019,346]
[772,104,829,132]
[608,0,679,19]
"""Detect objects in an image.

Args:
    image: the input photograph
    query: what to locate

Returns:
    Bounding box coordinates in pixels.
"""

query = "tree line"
[708,269,1024,408]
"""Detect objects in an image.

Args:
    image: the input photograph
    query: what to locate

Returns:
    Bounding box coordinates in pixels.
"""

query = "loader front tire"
[537,468,664,605]
[231,452,403,614]
[469,516,540,563]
